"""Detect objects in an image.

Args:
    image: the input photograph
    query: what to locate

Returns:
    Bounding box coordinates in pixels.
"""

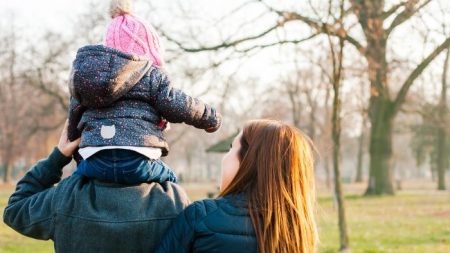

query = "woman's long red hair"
[220,119,318,253]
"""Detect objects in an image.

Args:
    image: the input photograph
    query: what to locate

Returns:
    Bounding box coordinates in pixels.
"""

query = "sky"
[0,0,289,79]
[1,0,449,107]
[0,0,91,31]
[0,0,448,175]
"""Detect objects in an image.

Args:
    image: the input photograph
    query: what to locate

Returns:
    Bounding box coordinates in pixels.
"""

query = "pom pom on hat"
[109,0,133,18]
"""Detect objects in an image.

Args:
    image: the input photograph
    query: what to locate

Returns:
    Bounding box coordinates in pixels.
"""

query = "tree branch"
[26,69,69,111]
[280,11,366,54]
[159,17,286,53]
[382,1,407,20]
[235,33,321,53]
[26,119,66,139]
[392,36,450,114]
[162,0,366,55]
[386,0,433,36]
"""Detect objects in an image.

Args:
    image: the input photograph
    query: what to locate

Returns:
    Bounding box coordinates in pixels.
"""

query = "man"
[3,121,190,253]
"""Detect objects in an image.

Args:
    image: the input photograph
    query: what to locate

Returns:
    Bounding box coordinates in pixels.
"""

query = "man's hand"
[57,120,81,157]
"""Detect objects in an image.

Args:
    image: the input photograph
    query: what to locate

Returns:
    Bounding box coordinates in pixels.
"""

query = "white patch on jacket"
[100,125,116,139]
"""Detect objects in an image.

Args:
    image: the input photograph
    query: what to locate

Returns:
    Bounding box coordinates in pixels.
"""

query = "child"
[68,0,222,184]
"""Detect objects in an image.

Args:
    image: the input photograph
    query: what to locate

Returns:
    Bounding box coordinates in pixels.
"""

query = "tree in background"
[160,0,450,195]
[412,48,449,190]
[328,1,350,251]
[0,26,68,182]
[0,3,108,182]
[436,48,449,190]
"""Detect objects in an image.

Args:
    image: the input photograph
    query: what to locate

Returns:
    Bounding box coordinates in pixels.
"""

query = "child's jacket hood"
[67,45,222,156]
[69,45,152,108]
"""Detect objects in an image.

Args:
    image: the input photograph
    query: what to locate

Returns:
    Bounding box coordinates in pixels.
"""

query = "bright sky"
[0,0,91,32]
[1,0,449,106]
[0,0,449,147]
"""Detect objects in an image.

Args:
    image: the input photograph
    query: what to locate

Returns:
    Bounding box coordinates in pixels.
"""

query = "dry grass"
[1,181,449,253]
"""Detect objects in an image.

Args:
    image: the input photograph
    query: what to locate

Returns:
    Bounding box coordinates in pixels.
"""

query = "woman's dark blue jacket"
[155,194,257,253]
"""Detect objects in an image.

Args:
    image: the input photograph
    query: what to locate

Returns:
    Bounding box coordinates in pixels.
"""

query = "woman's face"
[220,133,242,191]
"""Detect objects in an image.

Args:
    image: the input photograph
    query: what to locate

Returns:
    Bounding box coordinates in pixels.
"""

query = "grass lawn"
[1,182,449,253]
[0,186,53,253]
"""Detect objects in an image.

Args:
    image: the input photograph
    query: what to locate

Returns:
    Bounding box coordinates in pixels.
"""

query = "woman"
[156,119,318,253]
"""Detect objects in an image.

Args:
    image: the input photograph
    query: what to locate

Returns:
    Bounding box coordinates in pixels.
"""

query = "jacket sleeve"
[68,96,87,141]
[154,202,200,253]
[2,148,72,240]
[149,71,222,132]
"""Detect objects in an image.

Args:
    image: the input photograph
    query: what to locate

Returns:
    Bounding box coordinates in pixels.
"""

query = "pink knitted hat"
[105,0,164,67]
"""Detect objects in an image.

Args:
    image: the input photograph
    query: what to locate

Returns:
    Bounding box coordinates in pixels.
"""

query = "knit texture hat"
[105,0,164,67]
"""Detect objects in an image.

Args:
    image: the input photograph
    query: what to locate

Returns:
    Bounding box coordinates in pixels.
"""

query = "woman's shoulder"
[184,194,249,222]
[182,198,220,221]
[183,195,254,236]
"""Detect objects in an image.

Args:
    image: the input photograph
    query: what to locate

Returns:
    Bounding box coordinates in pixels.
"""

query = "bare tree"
[0,26,66,182]
[355,82,369,183]
[160,0,450,195]
[328,2,350,251]
[436,48,449,190]
[0,27,19,182]
[282,51,326,141]
[0,3,110,182]
[280,49,335,188]
[435,2,450,190]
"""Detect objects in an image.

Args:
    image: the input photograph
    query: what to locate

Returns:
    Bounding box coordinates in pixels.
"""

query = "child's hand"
[158,118,169,130]
[57,120,81,157]
[205,113,222,133]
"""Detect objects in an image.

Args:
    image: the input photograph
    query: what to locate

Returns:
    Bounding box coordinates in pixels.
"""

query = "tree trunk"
[185,150,193,182]
[366,102,395,195]
[437,48,449,190]
[355,130,365,183]
[364,26,393,195]
[328,10,350,247]
[287,87,300,128]
[437,130,447,190]
[324,77,332,190]
[332,94,350,251]
[361,7,395,194]
[2,160,12,183]
[309,104,316,141]
[324,155,332,189]
[431,164,437,182]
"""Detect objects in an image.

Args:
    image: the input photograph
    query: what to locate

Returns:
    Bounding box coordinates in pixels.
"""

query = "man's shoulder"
[53,177,191,219]
[56,176,188,200]
[156,182,191,207]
